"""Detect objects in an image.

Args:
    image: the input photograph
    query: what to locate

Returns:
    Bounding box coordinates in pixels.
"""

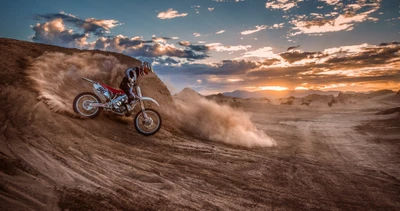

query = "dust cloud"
[27,52,128,115]
[27,52,275,148]
[172,92,276,148]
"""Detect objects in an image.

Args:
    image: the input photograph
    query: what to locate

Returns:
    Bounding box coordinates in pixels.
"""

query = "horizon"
[1,0,399,95]
[176,86,398,96]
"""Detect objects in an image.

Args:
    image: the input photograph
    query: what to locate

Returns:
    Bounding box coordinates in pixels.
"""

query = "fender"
[140,97,160,106]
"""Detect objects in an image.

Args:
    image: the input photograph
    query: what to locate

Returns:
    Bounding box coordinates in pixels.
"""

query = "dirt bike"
[72,77,162,136]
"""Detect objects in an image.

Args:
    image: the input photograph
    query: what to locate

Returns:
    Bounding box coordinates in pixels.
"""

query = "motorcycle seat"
[100,83,125,95]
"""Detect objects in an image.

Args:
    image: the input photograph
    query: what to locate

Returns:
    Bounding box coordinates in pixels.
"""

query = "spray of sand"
[172,90,276,148]
[27,52,275,147]
[28,52,128,116]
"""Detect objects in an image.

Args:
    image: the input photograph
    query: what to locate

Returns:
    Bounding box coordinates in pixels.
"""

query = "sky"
[0,0,399,94]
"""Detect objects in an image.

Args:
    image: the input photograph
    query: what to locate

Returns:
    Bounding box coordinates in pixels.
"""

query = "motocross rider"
[119,61,154,104]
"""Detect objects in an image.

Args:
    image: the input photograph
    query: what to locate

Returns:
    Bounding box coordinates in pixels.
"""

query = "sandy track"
[249,104,400,210]
[1,87,399,210]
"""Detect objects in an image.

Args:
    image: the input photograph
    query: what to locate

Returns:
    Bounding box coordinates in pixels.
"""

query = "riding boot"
[125,104,132,116]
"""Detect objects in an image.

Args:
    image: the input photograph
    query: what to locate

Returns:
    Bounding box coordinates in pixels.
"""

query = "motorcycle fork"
[133,85,148,119]
[140,100,148,119]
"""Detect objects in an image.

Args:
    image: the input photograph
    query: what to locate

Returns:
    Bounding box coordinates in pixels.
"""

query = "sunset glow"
[259,86,289,91]
[295,86,309,90]
[227,78,244,82]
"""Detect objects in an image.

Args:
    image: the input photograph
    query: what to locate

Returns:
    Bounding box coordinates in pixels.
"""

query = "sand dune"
[1,39,400,210]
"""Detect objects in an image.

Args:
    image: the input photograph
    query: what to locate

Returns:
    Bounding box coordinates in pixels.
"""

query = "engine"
[114,105,127,114]
[112,95,128,109]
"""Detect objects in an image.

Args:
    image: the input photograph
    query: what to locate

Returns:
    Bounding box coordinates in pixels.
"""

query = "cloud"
[157,9,188,19]
[92,36,209,60]
[178,41,250,53]
[35,11,121,36]
[151,36,175,43]
[191,5,201,14]
[322,44,400,68]
[153,57,181,65]
[290,0,381,35]
[178,41,191,46]
[157,42,400,92]
[319,0,341,6]
[213,0,245,2]
[242,47,281,59]
[31,12,210,62]
[158,59,261,76]
[177,41,209,52]
[30,11,399,93]
[247,42,400,87]
[92,36,178,50]
[206,43,251,52]
[241,25,267,35]
[83,18,121,35]
[291,13,373,34]
[261,58,281,66]
[265,0,300,11]
[193,32,201,37]
[287,45,300,51]
[216,30,225,34]
[239,23,283,35]
[31,19,88,47]
[270,23,285,29]
[184,44,210,53]
[280,50,320,63]
[379,41,400,46]
[132,44,209,60]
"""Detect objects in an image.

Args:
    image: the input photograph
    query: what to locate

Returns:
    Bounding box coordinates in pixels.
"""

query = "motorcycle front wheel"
[73,92,101,118]
[134,109,162,136]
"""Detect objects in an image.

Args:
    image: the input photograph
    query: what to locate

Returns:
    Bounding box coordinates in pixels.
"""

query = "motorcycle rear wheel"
[134,109,162,136]
[73,92,101,118]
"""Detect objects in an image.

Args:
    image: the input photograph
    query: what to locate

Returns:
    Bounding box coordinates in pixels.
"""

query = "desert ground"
[1,38,400,210]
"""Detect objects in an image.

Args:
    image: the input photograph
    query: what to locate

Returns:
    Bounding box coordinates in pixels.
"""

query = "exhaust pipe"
[91,103,110,108]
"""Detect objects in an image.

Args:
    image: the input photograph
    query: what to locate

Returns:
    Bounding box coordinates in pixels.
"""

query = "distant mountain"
[206,93,236,102]
[174,87,203,100]
[222,89,341,99]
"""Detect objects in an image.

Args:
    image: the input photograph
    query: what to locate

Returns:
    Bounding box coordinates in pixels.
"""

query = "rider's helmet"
[140,61,154,76]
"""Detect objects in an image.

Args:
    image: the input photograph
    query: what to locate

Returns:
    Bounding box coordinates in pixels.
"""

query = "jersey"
[119,67,140,90]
